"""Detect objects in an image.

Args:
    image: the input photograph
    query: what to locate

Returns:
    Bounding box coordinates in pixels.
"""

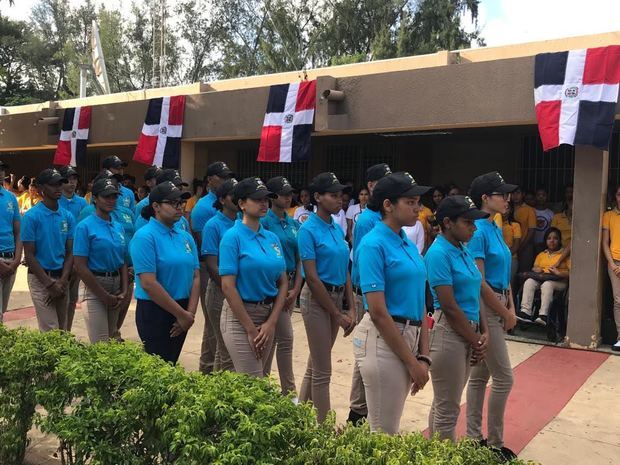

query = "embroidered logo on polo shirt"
[184,239,192,254]
[118,232,126,246]
[60,220,68,233]
[271,243,282,257]
[7,201,14,213]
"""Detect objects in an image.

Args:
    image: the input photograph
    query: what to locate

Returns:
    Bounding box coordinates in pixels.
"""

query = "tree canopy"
[0,0,483,105]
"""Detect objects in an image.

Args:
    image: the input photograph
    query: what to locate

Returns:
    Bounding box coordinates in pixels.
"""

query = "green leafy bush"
[0,326,537,465]
[0,325,80,465]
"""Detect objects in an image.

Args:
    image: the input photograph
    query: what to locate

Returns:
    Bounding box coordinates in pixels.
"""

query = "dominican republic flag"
[534,45,620,151]
[257,80,316,162]
[53,106,91,166]
[133,96,185,168]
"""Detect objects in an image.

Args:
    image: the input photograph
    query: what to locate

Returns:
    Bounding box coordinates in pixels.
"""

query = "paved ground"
[3,265,619,465]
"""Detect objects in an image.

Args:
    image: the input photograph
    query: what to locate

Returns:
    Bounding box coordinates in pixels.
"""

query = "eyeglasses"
[488,192,511,200]
[160,200,186,209]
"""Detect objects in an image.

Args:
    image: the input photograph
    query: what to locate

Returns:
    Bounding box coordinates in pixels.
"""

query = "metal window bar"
[236,149,309,188]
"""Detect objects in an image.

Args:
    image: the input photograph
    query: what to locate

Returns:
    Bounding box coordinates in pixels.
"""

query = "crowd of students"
[2,155,620,463]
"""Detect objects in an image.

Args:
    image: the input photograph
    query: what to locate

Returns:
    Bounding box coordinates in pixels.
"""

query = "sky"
[2,0,620,49]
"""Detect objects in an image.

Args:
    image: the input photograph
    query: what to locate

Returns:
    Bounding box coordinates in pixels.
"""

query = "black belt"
[92,270,120,277]
[491,286,509,296]
[28,268,62,278]
[354,286,363,296]
[392,315,422,326]
[322,282,344,293]
[0,252,15,259]
[243,296,275,306]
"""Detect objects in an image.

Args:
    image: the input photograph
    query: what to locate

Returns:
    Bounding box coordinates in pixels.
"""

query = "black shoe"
[499,446,518,461]
[534,315,548,326]
[478,438,488,448]
[612,341,620,352]
[516,310,532,322]
[346,409,367,425]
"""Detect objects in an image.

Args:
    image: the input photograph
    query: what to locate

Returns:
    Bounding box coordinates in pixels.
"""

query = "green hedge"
[0,325,536,465]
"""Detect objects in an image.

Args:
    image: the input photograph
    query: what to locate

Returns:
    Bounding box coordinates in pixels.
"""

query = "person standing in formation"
[218,177,288,377]
[0,161,21,322]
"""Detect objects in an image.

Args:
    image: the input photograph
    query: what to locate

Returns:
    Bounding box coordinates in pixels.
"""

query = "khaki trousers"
[28,273,69,332]
[520,279,567,316]
[205,280,234,372]
[353,313,421,434]
[221,300,273,377]
[263,308,296,394]
[0,257,17,320]
[298,284,344,422]
[348,292,367,415]
[66,272,80,331]
[82,275,121,343]
[198,262,216,374]
[607,261,620,337]
[466,294,514,448]
[428,310,476,441]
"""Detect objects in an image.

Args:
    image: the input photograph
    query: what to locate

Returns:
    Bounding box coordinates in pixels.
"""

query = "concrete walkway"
[3,265,619,465]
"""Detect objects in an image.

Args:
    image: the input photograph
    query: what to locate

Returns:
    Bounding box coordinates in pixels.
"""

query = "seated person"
[516,227,570,326]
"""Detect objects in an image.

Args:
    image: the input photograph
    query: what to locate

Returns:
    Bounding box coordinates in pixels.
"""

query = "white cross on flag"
[133,96,185,168]
[53,106,91,166]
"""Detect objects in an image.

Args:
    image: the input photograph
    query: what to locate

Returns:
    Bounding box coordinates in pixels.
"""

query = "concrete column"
[180,141,195,183]
[566,145,609,349]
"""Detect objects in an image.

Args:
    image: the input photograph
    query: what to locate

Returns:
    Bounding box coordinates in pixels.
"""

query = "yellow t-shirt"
[551,212,572,245]
[493,213,503,228]
[84,192,92,205]
[533,249,571,273]
[602,209,620,260]
[185,195,198,213]
[287,207,297,218]
[514,204,537,236]
[418,205,433,229]
[19,194,41,214]
[502,221,522,255]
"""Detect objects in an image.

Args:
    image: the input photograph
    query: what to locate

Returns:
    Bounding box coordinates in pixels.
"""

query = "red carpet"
[451,346,609,452]
[3,306,36,321]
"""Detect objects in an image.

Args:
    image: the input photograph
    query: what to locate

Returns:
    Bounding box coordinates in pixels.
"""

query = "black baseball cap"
[156,169,188,187]
[36,168,68,186]
[216,178,238,198]
[435,195,489,222]
[470,171,518,199]
[371,172,431,204]
[366,163,392,182]
[94,170,115,184]
[266,176,294,195]
[206,161,235,178]
[58,166,78,178]
[144,166,162,181]
[310,172,349,193]
[233,177,276,202]
[149,181,191,204]
[102,155,128,169]
[92,177,120,197]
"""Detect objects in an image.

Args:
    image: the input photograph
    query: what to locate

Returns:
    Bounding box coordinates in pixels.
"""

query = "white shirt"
[294,206,313,224]
[332,209,347,236]
[534,208,554,244]
[402,221,425,255]
[345,203,366,236]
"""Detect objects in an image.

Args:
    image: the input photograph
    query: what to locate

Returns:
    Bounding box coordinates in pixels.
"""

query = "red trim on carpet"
[3,306,36,321]
[449,345,609,452]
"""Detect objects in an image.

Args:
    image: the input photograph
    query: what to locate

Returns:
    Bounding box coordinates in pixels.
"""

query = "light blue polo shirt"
[298,212,349,286]
[260,209,299,273]
[0,187,20,253]
[130,218,199,300]
[59,193,87,222]
[21,202,75,270]
[78,204,135,265]
[467,218,512,290]
[134,212,190,234]
[351,208,382,287]
[219,221,286,302]
[359,221,426,321]
[73,214,126,272]
[201,212,235,257]
[134,196,149,219]
[118,185,136,211]
[190,191,217,233]
[426,234,482,322]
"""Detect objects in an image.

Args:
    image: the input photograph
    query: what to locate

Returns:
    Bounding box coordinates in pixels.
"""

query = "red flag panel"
[582,45,620,85]
[78,106,92,130]
[257,125,282,162]
[133,133,159,166]
[168,95,186,126]
[535,100,562,151]
[295,80,317,112]
[53,140,72,166]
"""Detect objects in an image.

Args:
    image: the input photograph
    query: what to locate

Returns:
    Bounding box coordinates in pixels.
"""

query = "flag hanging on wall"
[133,96,185,168]
[257,80,316,163]
[53,106,91,166]
[534,45,620,151]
